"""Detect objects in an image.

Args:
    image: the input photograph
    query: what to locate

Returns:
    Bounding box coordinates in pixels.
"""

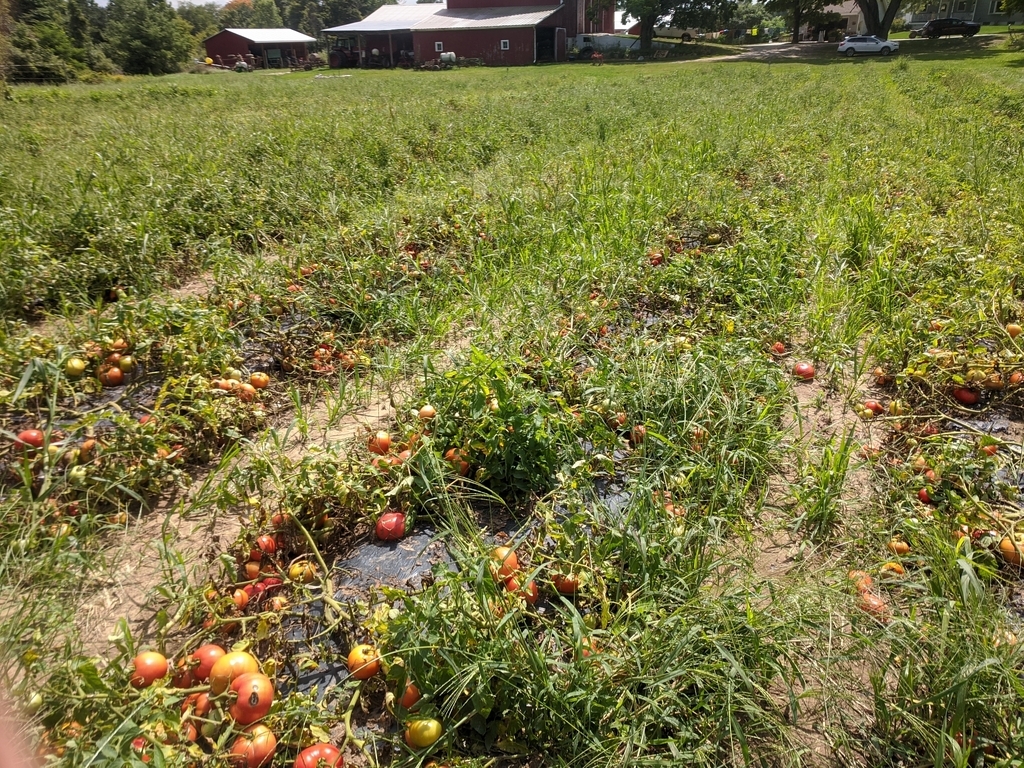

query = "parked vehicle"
[910,18,981,37]
[652,25,705,42]
[837,35,900,56]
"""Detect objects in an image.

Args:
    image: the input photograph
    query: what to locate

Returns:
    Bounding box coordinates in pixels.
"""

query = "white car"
[837,35,899,57]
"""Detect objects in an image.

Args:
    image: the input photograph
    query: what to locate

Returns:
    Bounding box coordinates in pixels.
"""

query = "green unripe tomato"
[65,358,87,378]
[404,719,442,749]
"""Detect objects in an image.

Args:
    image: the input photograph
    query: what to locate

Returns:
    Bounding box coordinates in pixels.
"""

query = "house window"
[435,41,444,52]
[500,39,510,50]
[957,1,967,9]
[991,0,1004,11]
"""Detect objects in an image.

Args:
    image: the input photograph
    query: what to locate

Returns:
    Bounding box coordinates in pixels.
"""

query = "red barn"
[204,29,317,68]
[323,0,613,67]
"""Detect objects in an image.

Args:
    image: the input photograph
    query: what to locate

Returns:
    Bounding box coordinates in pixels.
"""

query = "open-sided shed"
[204,29,317,68]
[323,1,571,66]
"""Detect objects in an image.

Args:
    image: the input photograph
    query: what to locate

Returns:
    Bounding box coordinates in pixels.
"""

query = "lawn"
[2,41,1024,768]
[890,24,1022,38]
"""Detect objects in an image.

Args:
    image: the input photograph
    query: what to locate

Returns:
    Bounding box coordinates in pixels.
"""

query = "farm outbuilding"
[323,0,612,67]
[204,29,317,68]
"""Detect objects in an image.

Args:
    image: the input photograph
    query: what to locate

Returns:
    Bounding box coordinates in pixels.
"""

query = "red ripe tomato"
[229,725,276,768]
[552,573,580,595]
[190,647,226,684]
[863,400,884,416]
[504,576,538,605]
[260,576,283,593]
[131,736,151,764]
[770,341,786,355]
[375,512,406,541]
[15,429,45,452]
[293,743,343,768]
[918,487,932,504]
[399,682,421,709]
[952,387,980,405]
[368,431,392,455]
[98,366,125,387]
[792,362,815,381]
[130,651,169,688]
[172,659,196,689]
[255,534,276,556]
[228,672,275,725]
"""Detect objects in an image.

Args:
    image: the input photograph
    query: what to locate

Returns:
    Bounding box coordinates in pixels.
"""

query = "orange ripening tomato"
[552,573,580,595]
[346,644,380,680]
[250,372,270,389]
[504,576,538,605]
[368,431,392,455]
[181,691,213,718]
[857,592,889,621]
[489,546,518,580]
[399,682,421,709]
[237,383,257,403]
[847,570,873,593]
[209,651,260,695]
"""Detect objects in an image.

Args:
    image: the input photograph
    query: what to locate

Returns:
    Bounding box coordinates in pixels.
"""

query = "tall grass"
[2,43,1024,768]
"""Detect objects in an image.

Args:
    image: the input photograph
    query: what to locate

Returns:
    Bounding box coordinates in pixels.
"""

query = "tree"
[617,0,735,51]
[851,0,904,37]
[763,0,827,42]
[176,1,221,38]
[320,0,386,27]
[299,1,323,35]
[220,0,254,28]
[0,0,13,89]
[104,0,193,74]
[250,0,282,26]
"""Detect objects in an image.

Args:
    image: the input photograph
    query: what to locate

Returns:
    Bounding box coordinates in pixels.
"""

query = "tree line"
[615,0,1022,50]
[0,0,382,81]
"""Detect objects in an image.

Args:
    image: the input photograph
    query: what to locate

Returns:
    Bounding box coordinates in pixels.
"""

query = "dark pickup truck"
[910,18,982,37]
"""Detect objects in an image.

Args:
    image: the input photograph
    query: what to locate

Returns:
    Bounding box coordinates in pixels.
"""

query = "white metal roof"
[322,2,560,34]
[414,5,560,31]
[218,28,317,43]
[322,4,447,34]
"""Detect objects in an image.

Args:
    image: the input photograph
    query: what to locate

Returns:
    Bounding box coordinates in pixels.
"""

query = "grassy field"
[2,38,1024,768]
